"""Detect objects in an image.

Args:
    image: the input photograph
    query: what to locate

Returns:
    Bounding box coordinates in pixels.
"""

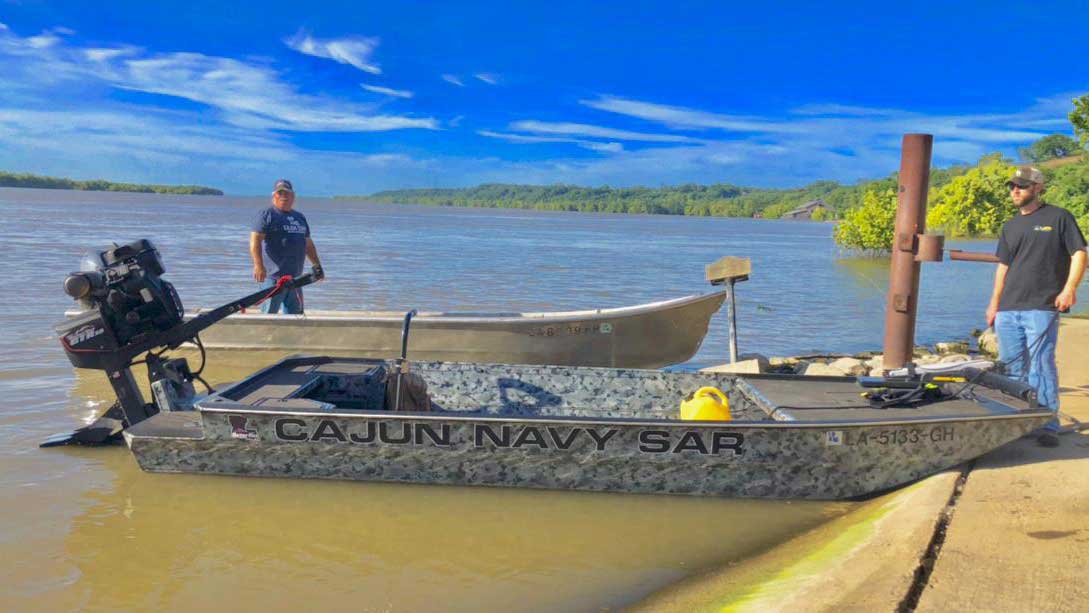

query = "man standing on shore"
[249,179,324,314]
[986,166,1087,447]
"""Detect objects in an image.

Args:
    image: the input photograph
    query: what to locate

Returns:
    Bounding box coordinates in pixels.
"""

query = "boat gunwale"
[192,401,1053,430]
[183,288,729,325]
[189,357,1049,430]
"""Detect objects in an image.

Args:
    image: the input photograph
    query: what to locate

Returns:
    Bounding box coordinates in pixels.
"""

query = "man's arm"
[986,263,1009,327]
[305,237,324,279]
[250,232,266,282]
[1055,249,1087,311]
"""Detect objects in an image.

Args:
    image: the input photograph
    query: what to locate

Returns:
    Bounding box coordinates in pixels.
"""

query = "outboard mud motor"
[46,239,321,447]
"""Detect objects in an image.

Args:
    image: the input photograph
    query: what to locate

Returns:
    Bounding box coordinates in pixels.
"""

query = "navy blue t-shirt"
[252,206,310,277]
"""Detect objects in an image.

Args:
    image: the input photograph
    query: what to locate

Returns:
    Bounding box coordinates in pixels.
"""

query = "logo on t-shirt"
[281,216,307,234]
[1033,225,1053,232]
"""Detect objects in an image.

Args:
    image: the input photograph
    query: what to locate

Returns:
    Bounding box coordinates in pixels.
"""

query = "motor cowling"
[57,239,183,369]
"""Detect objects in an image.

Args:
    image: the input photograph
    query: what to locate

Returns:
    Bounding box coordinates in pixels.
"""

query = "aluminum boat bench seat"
[227,359,388,406]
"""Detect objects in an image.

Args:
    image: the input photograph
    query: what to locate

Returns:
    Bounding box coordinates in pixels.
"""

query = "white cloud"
[0,24,435,132]
[0,106,292,166]
[581,141,623,153]
[361,84,413,98]
[582,95,784,133]
[478,129,624,153]
[26,33,62,49]
[582,94,1064,146]
[475,73,498,85]
[791,103,901,117]
[442,74,464,87]
[284,31,381,74]
[84,46,139,62]
[509,120,701,143]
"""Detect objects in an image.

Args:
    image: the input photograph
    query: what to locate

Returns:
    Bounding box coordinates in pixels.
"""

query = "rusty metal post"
[882,134,933,370]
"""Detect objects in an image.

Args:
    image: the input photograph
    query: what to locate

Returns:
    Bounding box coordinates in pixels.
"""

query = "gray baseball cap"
[1007,166,1044,187]
[273,179,294,193]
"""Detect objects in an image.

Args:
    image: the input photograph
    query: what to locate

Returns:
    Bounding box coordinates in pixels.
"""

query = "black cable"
[954,310,1062,403]
[195,374,214,394]
[996,310,1061,381]
[191,335,207,376]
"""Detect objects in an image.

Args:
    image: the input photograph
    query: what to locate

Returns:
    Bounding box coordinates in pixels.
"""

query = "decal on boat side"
[268,418,744,456]
[229,415,258,441]
[275,419,452,446]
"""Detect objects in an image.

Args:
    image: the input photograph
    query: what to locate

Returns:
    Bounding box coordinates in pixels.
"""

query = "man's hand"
[986,302,999,328]
[1055,288,1077,312]
[253,262,266,283]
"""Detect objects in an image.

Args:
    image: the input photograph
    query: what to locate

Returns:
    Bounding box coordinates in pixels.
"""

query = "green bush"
[833,188,898,251]
[927,154,1015,237]
[1045,157,1089,236]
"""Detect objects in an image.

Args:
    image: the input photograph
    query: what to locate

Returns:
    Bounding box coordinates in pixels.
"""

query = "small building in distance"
[781,199,829,220]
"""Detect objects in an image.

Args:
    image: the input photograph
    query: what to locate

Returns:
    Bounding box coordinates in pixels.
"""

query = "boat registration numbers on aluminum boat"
[825,426,957,447]
[527,322,613,337]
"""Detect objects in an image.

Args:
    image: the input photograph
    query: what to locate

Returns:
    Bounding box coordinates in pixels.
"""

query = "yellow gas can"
[680,387,731,421]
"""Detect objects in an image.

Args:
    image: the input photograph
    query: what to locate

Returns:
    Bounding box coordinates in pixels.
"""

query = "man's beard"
[1015,192,1037,208]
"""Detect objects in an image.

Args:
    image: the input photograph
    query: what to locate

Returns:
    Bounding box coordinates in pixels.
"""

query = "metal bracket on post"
[706,257,752,364]
[915,234,945,262]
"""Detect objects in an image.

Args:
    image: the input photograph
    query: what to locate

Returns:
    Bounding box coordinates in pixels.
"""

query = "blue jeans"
[994,310,1060,431]
[261,276,304,314]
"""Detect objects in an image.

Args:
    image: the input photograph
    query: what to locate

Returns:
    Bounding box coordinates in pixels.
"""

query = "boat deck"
[126,357,1036,442]
[740,377,1031,422]
[129,411,202,439]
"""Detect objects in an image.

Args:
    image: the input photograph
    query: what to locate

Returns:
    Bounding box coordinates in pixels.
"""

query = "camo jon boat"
[122,356,1051,500]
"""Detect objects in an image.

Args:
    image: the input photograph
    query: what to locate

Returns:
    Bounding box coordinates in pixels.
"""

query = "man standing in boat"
[249,179,324,314]
[986,166,1087,447]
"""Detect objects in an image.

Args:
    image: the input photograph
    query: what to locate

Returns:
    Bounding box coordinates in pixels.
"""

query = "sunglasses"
[1009,183,1033,190]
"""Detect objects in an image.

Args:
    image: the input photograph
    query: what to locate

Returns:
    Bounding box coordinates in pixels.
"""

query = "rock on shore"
[701,330,998,376]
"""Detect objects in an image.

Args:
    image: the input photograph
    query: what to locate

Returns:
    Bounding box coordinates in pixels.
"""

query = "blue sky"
[1,1,1087,195]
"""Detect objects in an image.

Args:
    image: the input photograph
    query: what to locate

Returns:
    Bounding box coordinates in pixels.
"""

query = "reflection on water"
[46,463,844,611]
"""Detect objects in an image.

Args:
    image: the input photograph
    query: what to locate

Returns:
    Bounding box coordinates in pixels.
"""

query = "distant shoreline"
[0,171,222,195]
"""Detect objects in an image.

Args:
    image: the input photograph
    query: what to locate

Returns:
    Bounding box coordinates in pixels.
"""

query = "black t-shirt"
[996,203,1087,311]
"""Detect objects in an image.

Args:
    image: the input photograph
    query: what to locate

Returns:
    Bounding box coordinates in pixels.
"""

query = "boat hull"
[184,290,728,368]
[124,358,1050,500]
[126,410,1045,500]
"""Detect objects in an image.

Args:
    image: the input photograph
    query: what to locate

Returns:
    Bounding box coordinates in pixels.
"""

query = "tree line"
[350,160,982,227]
[0,171,222,195]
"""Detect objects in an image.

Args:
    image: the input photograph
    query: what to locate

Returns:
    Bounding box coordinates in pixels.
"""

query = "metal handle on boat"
[394,309,418,412]
[966,368,1040,408]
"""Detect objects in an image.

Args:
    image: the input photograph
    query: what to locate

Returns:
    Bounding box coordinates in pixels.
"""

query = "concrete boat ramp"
[631,317,1089,612]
